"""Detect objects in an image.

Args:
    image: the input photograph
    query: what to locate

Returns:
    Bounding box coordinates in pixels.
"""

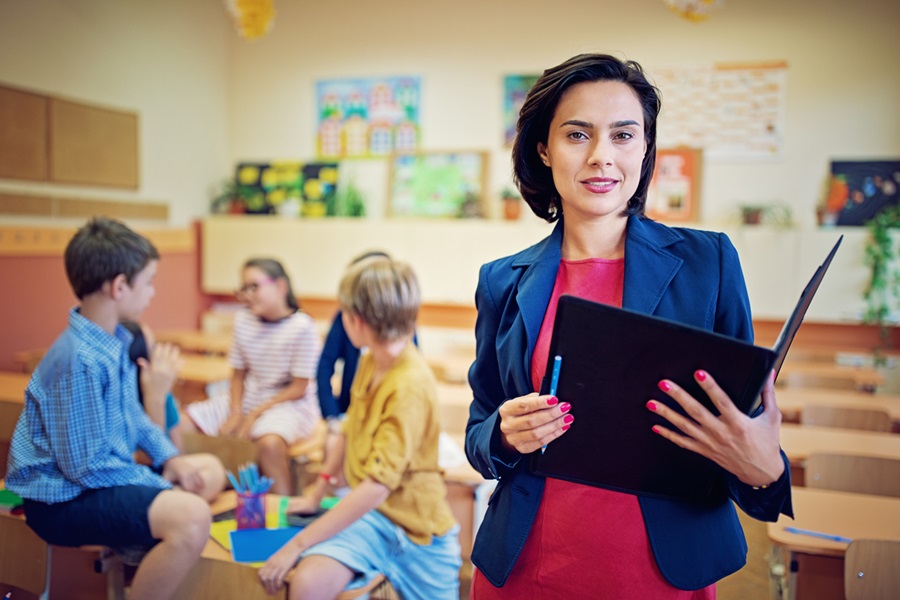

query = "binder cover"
[531,236,842,502]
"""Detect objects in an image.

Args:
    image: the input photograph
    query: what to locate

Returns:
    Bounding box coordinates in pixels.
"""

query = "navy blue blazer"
[465,215,793,590]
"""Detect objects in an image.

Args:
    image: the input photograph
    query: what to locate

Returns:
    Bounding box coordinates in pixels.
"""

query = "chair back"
[0,513,49,595]
[806,453,900,498]
[845,539,900,600]
[800,405,891,433]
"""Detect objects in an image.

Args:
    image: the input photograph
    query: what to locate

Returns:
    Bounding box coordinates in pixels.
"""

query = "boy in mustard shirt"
[259,257,461,599]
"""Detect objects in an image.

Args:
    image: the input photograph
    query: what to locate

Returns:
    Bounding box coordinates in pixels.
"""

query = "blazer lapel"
[622,216,684,315]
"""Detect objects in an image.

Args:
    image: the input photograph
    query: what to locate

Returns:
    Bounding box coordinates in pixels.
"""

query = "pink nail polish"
[561,424,571,432]
[646,401,658,412]
[658,380,671,392]
[547,396,559,406]
[563,414,574,424]
[652,425,661,434]
[559,402,571,413]
[695,370,707,382]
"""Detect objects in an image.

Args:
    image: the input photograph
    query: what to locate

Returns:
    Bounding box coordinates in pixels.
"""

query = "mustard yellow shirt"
[343,344,456,544]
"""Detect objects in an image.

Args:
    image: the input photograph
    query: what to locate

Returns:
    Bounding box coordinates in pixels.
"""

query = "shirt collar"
[68,307,134,362]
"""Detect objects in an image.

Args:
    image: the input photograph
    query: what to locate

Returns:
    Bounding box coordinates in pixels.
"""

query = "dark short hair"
[64,217,160,299]
[512,53,662,221]
[243,258,299,311]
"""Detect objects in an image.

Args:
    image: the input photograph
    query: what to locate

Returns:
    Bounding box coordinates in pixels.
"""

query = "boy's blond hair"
[338,257,419,342]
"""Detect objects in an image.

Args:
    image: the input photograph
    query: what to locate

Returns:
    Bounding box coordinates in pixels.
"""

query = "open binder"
[531,236,842,502]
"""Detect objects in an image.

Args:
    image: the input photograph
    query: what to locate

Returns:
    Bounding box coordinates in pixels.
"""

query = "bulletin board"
[645,147,703,223]
[49,97,139,188]
[386,151,489,218]
[0,85,49,181]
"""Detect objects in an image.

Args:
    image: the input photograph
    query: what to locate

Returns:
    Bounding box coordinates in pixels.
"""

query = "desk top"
[0,372,29,404]
[778,361,885,389]
[767,486,900,557]
[178,355,232,384]
[777,387,900,424]
[156,330,232,356]
[780,423,900,463]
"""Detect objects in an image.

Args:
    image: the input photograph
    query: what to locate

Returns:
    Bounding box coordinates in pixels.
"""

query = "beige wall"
[0,0,230,226]
[226,0,900,226]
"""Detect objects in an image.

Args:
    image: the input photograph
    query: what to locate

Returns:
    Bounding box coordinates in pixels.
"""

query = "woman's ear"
[537,143,550,167]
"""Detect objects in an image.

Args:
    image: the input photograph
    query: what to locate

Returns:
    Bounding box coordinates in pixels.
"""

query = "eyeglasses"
[236,278,273,296]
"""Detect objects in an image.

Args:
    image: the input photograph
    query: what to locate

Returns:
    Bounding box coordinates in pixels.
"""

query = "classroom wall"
[226,0,900,226]
[0,0,231,226]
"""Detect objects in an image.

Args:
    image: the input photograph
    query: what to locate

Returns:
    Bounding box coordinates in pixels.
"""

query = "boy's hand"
[258,541,303,594]
[162,455,205,495]
[137,342,182,404]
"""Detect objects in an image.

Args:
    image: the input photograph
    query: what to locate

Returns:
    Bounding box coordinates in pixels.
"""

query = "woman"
[465,53,793,598]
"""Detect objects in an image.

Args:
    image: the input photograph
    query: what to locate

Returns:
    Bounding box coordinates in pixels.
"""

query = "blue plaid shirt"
[6,308,178,504]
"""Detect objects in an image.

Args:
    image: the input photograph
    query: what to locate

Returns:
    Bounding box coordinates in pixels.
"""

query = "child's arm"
[137,342,181,430]
[234,376,309,439]
[258,477,390,595]
[219,369,247,436]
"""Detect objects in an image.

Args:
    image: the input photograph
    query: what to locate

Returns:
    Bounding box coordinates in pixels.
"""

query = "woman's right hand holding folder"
[498,393,574,455]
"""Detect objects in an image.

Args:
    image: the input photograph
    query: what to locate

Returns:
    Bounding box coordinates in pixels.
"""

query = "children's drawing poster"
[651,61,787,161]
[646,147,702,222]
[387,151,488,218]
[236,161,340,217]
[316,77,421,159]
[503,74,539,146]
[828,160,900,226]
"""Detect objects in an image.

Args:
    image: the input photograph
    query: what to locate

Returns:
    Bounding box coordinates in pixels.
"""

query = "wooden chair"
[805,453,900,498]
[800,405,891,433]
[0,513,49,598]
[844,539,900,600]
[289,419,328,492]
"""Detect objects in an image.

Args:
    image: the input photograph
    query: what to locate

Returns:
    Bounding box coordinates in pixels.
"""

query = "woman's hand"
[258,540,304,595]
[650,369,785,487]
[498,393,574,455]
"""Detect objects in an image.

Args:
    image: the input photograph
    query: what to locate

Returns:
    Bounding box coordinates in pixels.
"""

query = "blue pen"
[541,355,563,455]
[784,526,852,543]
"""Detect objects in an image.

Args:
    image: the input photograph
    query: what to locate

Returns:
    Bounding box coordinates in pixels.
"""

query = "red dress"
[471,258,716,599]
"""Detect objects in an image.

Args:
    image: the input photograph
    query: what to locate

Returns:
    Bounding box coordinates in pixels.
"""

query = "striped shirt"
[6,309,178,504]
[229,309,322,422]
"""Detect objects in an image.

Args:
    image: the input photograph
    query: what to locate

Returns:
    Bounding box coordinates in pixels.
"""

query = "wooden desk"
[778,361,885,392]
[436,382,472,435]
[0,372,28,478]
[777,387,900,429]
[768,487,900,600]
[175,355,233,404]
[156,329,232,356]
[0,371,29,404]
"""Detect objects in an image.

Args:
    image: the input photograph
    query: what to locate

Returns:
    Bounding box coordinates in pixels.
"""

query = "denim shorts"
[24,485,165,565]
[302,509,461,600]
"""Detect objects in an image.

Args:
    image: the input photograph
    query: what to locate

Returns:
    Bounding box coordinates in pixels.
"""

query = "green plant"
[863,204,900,354]
[331,179,366,217]
[210,179,263,214]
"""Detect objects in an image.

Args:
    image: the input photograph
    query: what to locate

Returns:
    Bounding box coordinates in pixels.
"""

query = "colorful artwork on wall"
[645,147,703,223]
[387,151,488,218]
[316,77,421,159]
[235,161,341,217]
[503,74,539,147]
[827,160,900,226]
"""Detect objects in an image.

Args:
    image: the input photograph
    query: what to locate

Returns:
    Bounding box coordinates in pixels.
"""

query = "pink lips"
[581,177,618,193]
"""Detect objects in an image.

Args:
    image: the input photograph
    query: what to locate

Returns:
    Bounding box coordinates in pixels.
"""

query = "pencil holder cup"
[236,491,266,529]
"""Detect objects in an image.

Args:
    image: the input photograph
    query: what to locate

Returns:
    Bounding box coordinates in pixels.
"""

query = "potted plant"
[863,203,900,359]
[501,187,522,221]
[210,179,261,214]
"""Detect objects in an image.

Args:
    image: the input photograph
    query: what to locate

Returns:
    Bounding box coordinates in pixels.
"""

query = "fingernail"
[559,402,571,413]
[646,401,658,412]
[547,396,559,406]
[561,424,571,432]
[563,414,574,424]
[652,425,661,434]
[695,370,707,381]
[658,380,671,392]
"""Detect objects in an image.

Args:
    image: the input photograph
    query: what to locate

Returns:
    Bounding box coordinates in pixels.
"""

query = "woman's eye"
[568,131,588,141]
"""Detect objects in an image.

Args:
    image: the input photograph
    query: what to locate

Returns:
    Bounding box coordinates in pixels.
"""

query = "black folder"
[531,236,842,502]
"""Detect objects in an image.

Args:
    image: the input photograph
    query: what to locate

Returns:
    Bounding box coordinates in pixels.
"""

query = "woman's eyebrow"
[559,119,641,129]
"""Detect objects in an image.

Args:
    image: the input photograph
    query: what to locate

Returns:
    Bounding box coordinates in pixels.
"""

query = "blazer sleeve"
[465,262,522,480]
[714,233,794,521]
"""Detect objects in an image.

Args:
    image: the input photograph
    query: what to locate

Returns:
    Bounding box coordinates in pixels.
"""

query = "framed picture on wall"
[386,150,489,218]
[645,147,703,223]
[827,160,900,226]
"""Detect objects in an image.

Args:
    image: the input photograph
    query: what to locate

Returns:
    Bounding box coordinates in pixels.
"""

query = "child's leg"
[256,433,292,495]
[129,489,212,600]
[289,554,355,600]
[164,452,227,502]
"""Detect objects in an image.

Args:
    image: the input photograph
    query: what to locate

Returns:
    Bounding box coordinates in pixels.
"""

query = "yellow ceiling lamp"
[225,0,276,40]
[665,0,722,22]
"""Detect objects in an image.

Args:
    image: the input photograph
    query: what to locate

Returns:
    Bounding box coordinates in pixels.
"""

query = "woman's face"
[537,80,647,223]
[237,266,284,316]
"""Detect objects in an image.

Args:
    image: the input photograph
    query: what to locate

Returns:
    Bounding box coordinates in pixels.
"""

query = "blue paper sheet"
[228,527,303,563]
